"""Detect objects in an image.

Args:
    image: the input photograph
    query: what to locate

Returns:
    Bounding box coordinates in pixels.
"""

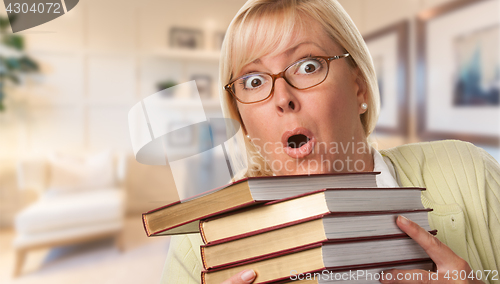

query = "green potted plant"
[157,80,178,97]
[0,16,39,112]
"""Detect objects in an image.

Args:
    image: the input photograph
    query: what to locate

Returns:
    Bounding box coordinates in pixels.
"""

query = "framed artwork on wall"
[364,20,410,136]
[170,27,204,50]
[191,74,212,99]
[416,0,500,145]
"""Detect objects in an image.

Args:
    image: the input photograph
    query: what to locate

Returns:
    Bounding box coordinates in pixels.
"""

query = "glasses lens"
[285,57,328,89]
[232,73,273,103]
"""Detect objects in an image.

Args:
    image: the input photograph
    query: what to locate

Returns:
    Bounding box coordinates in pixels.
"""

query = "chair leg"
[13,249,27,277]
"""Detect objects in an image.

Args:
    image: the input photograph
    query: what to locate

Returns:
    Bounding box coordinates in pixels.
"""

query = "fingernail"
[241,269,256,282]
[399,215,409,225]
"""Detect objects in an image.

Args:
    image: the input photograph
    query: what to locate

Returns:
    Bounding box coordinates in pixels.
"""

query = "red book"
[201,236,435,284]
[200,209,433,270]
[142,172,378,236]
[199,187,427,244]
[272,260,434,283]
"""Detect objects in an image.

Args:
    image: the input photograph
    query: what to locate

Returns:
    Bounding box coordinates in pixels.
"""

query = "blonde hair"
[219,0,380,179]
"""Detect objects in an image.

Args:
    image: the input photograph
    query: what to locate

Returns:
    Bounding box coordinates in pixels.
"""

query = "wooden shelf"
[145,98,221,109]
[141,49,220,62]
[28,48,221,61]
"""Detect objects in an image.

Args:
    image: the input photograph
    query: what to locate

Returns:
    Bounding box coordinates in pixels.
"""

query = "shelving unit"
[141,48,221,62]
[0,0,235,221]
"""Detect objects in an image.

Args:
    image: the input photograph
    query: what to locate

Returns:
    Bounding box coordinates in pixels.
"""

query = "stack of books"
[142,172,435,284]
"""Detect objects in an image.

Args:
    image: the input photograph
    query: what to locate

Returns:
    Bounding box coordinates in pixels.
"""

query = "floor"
[0,216,171,284]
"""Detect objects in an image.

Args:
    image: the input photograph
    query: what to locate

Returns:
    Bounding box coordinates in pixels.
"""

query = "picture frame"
[170,27,204,49]
[416,0,500,145]
[191,75,212,99]
[364,20,410,136]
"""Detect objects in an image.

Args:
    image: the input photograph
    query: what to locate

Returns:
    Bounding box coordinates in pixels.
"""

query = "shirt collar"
[372,147,400,187]
[270,148,401,187]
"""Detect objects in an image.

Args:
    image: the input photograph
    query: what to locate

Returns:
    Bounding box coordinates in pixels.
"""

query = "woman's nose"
[273,78,300,115]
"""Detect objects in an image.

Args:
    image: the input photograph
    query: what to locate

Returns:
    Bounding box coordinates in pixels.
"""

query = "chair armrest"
[114,152,128,187]
[16,157,48,195]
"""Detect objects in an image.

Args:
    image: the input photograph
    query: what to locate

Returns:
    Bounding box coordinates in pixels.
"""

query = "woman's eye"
[243,75,266,89]
[296,59,322,75]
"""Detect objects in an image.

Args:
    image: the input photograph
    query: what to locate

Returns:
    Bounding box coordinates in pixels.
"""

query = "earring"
[361,103,368,110]
[246,134,251,139]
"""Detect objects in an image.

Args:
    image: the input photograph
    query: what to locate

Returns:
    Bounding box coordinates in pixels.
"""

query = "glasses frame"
[224,53,350,104]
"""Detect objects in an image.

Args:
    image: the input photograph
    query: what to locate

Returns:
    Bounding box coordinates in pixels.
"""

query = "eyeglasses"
[224,53,350,104]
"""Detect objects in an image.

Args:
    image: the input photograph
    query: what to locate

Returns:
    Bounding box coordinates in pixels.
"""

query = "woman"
[162,0,500,283]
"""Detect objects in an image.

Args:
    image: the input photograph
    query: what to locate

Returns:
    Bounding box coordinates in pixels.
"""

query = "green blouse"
[160,140,500,284]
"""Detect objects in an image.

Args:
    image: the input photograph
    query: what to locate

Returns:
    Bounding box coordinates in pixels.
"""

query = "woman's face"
[235,17,369,175]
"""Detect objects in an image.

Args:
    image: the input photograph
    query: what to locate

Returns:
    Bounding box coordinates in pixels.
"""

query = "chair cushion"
[47,151,115,195]
[15,188,124,234]
[13,220,123,249]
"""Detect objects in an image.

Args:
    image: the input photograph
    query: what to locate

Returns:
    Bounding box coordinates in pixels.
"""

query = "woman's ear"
[353,68,368,114]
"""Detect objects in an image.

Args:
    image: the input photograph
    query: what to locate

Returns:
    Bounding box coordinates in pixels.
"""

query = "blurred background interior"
[0,0,499,283]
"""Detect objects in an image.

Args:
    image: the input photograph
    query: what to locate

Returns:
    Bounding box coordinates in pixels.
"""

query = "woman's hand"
[221,269,256,284]
[380,216,483,284]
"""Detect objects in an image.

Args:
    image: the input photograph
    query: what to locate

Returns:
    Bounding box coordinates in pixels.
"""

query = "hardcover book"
[201,210,433,270]
[199,187,426,244]
[277,260,434,284]
[142,172,378,236]
[201,237,433,284]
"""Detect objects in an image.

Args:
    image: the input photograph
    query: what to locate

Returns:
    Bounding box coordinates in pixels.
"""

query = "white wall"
[339,0,500,159]
[0,0,248,227]
[0,0,498,227]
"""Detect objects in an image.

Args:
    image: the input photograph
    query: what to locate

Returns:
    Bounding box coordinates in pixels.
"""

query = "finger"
[380,269,433,284]
[396,215,462,268]
[220,269,256,284]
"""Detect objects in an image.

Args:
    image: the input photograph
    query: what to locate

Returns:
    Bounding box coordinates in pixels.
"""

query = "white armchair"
[13,151,126,277]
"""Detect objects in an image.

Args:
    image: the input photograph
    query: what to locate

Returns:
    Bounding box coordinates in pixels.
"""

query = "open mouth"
[282,128,316,159]
[287,134,310,149]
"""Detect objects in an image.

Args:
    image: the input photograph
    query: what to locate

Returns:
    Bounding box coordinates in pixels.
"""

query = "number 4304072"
[6,3,62,14]
[443,270,499,281]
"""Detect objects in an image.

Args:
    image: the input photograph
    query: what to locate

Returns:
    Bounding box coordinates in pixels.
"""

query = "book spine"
[201,271,207,284]
[201,246,208,273]
[200,220,208,244]
[142,213,151,237]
